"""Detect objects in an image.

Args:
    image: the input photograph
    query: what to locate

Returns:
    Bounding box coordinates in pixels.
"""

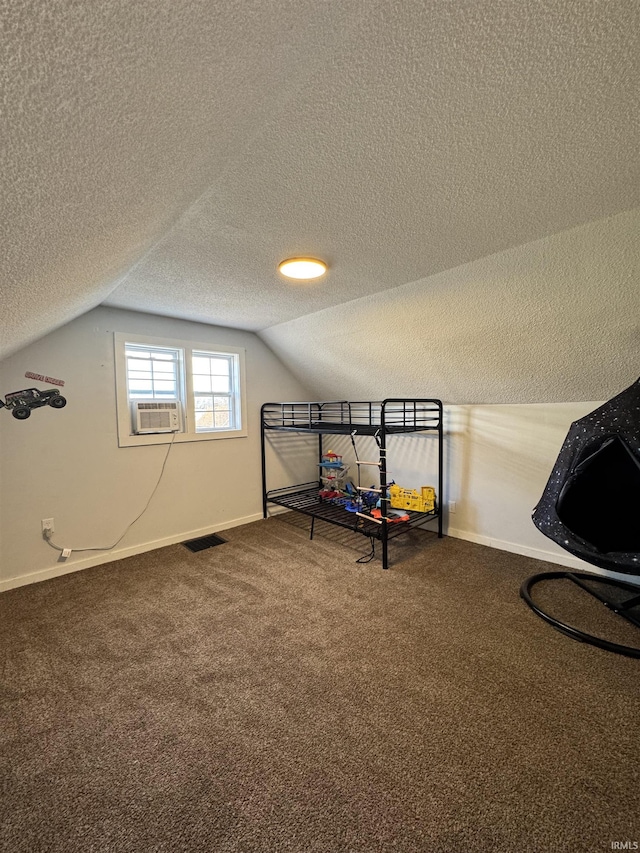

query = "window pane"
[195,396,214,411]
[190,350,241,433]
[193,375,212,393]
[195,392,233,430]
[192,356,212,374]
[129,381,154,393]
[127,358,152,371]
[195,411,214,429]
[152,364,176,376]
[193,352,230,369]
[209,358,230,376]
[126,344,180,402]
[211,376,230,393]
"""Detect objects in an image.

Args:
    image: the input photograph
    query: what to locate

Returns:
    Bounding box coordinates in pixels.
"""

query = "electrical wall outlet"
[448,501,457,514]
[41,518,54,535]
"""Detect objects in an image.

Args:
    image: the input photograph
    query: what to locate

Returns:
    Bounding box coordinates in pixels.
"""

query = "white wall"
[0,307,314,590]
[2,287,637,588]
[306,403,639,580]
[442,401,638,579]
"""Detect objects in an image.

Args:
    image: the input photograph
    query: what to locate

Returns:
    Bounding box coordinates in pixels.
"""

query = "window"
[115,333,247,446]
[125,344,182,400]
[192,351,241,432]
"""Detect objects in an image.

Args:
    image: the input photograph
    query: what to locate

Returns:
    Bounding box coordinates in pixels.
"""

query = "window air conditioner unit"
[132,401,182,434]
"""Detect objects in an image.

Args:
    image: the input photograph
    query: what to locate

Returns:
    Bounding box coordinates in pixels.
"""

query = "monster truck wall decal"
[1,388,67,420]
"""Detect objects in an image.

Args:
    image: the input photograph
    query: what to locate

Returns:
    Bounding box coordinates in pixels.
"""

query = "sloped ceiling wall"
[2,1,639,404]
[260,208,640,404]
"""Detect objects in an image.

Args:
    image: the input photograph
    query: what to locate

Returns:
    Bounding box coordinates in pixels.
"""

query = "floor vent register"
[182,534,227,553]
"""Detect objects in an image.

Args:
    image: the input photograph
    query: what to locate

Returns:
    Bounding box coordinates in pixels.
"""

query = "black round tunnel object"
[532,377,640,573]
[556,434,640,554]
[526,378,640,657]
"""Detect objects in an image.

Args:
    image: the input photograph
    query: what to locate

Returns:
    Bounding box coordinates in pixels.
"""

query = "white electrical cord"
[44,433,177,555]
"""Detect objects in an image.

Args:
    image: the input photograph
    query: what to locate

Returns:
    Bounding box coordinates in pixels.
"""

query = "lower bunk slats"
[266,485,439,541]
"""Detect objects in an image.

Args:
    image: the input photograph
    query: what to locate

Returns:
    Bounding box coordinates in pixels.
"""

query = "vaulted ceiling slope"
[262,207,640,404]
[2,1,639,362]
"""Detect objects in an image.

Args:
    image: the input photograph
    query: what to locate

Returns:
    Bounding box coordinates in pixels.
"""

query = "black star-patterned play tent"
[522,377,640,657]
[532,377,640,572]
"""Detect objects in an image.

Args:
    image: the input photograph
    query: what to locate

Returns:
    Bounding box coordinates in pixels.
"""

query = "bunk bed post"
[380,403,389,570]
[260,403,268,518]
[313,431,323,540]
[437,401,443,537]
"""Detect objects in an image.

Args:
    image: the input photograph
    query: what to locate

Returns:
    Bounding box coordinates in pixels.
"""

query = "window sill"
[117,428,248,448]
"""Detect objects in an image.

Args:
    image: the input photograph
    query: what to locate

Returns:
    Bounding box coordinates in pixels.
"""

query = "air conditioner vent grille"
[132,400,182,434]
[137,402,178,410]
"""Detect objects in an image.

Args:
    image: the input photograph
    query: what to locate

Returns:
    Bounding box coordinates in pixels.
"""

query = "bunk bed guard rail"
[261,399,442,434]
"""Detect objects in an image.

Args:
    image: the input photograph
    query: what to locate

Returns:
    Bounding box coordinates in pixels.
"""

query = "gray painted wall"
[0,307,314,589]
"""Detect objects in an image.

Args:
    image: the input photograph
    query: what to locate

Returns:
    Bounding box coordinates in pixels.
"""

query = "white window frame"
[124,342,185,403]
[191,349,242,434]
[114,333,247,447]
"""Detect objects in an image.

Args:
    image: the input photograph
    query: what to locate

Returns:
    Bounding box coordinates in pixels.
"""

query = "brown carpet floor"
[1,517,638,853]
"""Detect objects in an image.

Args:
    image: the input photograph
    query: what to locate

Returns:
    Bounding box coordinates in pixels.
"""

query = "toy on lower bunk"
[357,484,435,523]
[354,483,412,523]
[344,482,362,512]
[389,484,436,513]
[345,485,380,513]
[318,450,351,502]
[370,507,410,523]
[320,450,343,468]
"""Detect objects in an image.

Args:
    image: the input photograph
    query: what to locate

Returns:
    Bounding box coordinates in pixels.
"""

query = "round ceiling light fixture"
[278,257,327,280]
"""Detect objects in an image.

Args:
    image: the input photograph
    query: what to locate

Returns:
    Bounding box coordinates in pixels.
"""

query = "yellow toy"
[389,484,436,513]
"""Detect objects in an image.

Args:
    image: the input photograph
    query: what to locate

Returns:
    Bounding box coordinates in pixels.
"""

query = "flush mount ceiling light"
[278,257,327,280]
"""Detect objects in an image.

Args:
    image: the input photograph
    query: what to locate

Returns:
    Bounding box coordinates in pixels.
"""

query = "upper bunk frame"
[260,399,442,436]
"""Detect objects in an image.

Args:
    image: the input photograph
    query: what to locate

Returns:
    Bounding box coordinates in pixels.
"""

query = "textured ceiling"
[261,208,640,404]
[2,0,639,360]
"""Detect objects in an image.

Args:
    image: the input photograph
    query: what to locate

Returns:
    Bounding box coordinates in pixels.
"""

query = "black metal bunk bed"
[260,399,443,570]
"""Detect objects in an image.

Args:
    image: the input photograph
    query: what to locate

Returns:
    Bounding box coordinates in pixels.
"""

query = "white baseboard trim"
[446,525,639,582]
[5,514,634,593]
[1,512,265,592]
[265,504,292,517]
[447,525,589,571]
